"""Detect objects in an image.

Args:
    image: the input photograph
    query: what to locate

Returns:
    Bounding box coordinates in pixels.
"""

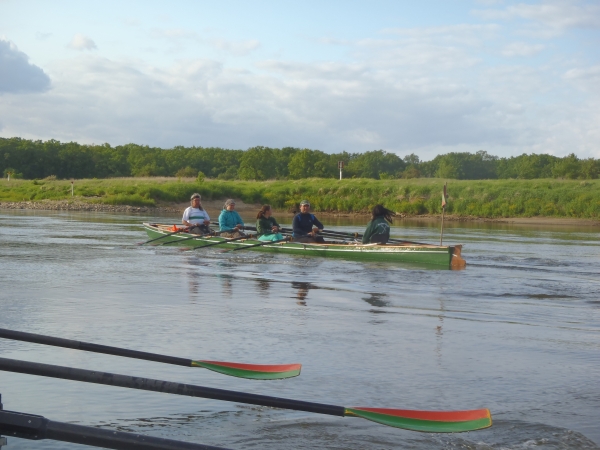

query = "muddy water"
[0,210,598,449]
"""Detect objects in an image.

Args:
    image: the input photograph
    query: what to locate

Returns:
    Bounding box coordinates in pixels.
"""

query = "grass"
[1,177,599,219]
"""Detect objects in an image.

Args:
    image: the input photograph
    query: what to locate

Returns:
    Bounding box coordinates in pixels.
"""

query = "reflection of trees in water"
[362,293,390,309]
[291,281,311,306]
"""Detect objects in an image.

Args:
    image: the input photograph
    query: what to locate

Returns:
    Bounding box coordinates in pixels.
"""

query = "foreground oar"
[0,358,492,433]
[227,237,289,252]
[138,227,186,245]
[0,328,300,380]
[0,403,229,450]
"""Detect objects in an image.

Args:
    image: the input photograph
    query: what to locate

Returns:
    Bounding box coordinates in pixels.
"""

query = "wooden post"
[338,161,344,180]
[71,179,74,197]
[440,182,447,246]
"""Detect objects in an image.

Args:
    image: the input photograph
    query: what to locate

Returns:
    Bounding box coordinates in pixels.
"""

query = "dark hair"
[257,204,271,219]
[372,204,394,223]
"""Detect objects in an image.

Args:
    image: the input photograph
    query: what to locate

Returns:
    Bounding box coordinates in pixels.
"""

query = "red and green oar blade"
[192,360,301,380]
[0,328,301,381]
[0,357,492,434]
[345,407,492,432]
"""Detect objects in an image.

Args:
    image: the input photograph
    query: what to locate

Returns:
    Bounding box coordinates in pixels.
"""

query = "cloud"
[474,1,600,33]
[0,38,51,94]
[68,34,97,51]
[35,32,52,41]
[150,28,261,56]
[211,39,260,56]
[564,64,600,94]
[501,41,545,57]
[0,25,598,159]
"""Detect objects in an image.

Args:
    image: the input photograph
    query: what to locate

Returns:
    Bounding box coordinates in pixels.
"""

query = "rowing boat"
[142,223,467,269]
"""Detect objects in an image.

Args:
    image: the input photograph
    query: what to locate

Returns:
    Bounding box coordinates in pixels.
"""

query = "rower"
[292,200,325,243]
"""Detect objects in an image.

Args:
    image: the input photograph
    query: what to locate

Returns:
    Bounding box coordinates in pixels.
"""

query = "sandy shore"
[1,199,598,226]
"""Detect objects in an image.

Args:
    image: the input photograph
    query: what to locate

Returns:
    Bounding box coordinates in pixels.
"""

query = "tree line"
[1,137,598,181]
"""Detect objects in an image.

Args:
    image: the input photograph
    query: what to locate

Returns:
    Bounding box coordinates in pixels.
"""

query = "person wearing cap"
[182,193,211,234]
[218,199,245,238]
[292,200,324,243]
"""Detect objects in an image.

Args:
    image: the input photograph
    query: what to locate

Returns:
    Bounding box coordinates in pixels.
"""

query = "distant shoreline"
[2,200,598,226]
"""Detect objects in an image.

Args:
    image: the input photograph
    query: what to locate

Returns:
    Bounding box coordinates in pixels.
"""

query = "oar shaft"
[0,410,229,450]
[0,358,346,417]
[0,329,191,367]
[140,228,185,245]
[191,234,251,250]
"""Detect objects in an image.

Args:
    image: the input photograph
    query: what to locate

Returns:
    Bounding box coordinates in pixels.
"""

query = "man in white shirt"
[182,193,211,234]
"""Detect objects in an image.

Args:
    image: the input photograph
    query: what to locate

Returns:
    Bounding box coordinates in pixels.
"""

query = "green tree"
[238,146,277,180]
[552,153,581,179]
[288,149,334,179]
[345,150,405,179]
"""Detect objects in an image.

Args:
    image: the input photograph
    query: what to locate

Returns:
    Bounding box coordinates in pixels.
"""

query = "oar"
[0,328,300,380]
[137,226,187,245]
[159,230,218,246]
[288,228,429,246]
[0,358,493,433]
[227,237,289,252]
[186,234,254,251]
[0,404,230,450]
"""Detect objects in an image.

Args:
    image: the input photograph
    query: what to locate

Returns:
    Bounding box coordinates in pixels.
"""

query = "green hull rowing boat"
[143,223,467,269]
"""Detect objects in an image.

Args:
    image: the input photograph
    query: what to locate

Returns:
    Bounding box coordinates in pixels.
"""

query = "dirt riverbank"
[1,200,598,226]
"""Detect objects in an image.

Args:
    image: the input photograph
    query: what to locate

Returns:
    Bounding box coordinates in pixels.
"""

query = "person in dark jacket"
[292,200,325,243]
[256,205,284,241]
[362,205,394,244]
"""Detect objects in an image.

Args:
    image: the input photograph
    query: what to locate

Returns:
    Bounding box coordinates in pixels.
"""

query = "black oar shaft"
[0,410,229,450]
[0,358,345,417]
[140,228,184,245]
[0,329,191,367]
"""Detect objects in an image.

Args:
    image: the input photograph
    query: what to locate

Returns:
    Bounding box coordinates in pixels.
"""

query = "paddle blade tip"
[192,360,301,380]
[345,407,492,433]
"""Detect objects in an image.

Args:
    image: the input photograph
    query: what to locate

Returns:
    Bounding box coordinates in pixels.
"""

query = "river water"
[0,210,598,450]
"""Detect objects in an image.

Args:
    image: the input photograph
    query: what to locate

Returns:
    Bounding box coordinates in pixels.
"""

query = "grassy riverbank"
[1,177,599,219]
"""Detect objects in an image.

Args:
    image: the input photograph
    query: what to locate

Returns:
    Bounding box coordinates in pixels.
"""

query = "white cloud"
[68,34,97,51]
[150,28,261,56]
[501,41,545,56]
[0,38,51,94]
[0,21,598,159]
[564,65,600,94]
[474,1,600,33]
[211,39,260,56]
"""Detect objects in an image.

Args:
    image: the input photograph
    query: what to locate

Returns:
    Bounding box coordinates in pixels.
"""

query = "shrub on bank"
[0,177,599,219]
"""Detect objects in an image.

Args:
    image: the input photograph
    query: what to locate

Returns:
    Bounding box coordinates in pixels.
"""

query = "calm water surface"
[0,210,598,449]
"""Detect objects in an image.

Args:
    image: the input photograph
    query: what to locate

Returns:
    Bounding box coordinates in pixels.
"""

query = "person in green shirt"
[256,205,284,241]
[362,205,395,244]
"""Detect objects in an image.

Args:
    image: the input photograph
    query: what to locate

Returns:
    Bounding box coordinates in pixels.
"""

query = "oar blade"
[345,407,492,433]
[192,360,301,380]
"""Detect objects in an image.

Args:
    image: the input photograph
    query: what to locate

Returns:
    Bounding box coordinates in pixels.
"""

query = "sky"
[0,0,599,160]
